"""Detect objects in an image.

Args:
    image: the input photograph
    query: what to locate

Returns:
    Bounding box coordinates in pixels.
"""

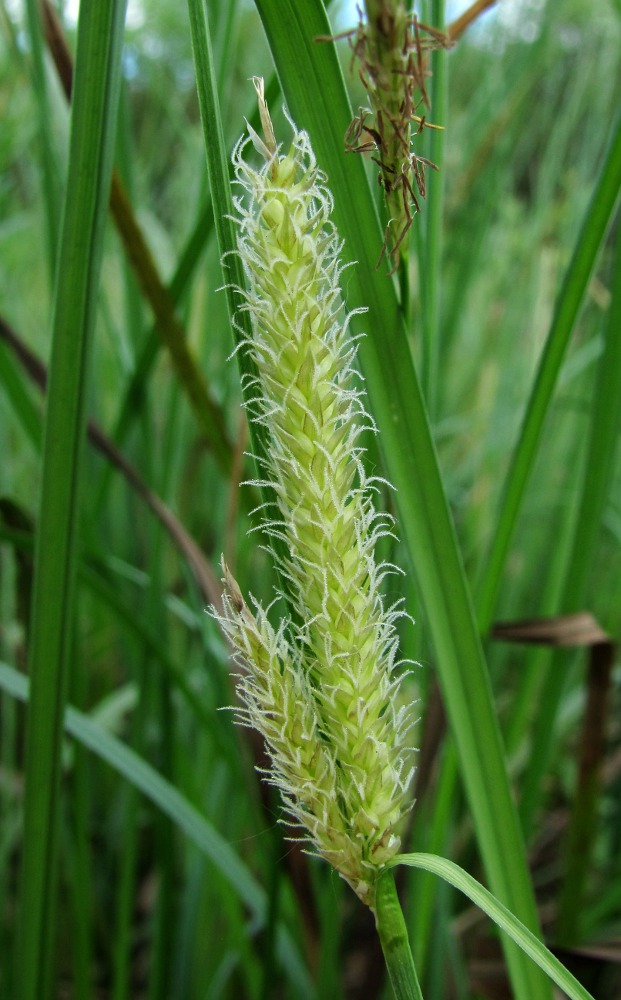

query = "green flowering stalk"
[216,80,415,910]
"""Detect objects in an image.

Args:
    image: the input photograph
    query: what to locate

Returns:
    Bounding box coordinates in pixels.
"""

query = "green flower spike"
[216,78,416,910]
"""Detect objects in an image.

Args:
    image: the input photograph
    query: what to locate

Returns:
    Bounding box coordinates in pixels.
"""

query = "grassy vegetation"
[1,0,620,997]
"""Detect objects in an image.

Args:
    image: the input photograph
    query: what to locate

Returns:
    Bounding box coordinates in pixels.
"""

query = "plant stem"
[376,871,424,1000]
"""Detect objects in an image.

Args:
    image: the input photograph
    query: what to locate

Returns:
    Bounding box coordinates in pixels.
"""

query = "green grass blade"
[186,0,239,327]
[476,111,621,630]
[247,3,549,996]
[23,0,61,277]
[520,197,621,852]
[389,854,596,1000]
[0,661,313,1000]
[17,4,127,998]
[421,0,448,415]
[187,0,295,601]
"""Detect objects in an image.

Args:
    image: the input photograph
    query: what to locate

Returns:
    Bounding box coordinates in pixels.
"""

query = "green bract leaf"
[388,854,596,1000]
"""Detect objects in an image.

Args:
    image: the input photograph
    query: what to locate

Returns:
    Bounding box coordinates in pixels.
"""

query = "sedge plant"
[213,78,598,1000]
[0,0,618,996]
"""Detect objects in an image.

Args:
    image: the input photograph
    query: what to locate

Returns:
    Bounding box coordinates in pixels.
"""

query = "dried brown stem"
[447,0,499,42]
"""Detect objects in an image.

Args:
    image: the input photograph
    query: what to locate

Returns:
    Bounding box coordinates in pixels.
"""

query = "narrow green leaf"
[421,0,448,416]
[389,854,596,1000]
[23,0,61,277]
[17,4,127,998]
[187,0,297,605]
[186,0,242,333]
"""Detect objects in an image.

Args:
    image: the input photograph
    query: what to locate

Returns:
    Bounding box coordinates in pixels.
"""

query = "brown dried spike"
[221,558,246,615]
[318,3,461,269]
[358,8,449,267]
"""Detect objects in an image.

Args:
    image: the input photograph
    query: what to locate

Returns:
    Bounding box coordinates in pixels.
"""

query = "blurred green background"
[1,1,620,997]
